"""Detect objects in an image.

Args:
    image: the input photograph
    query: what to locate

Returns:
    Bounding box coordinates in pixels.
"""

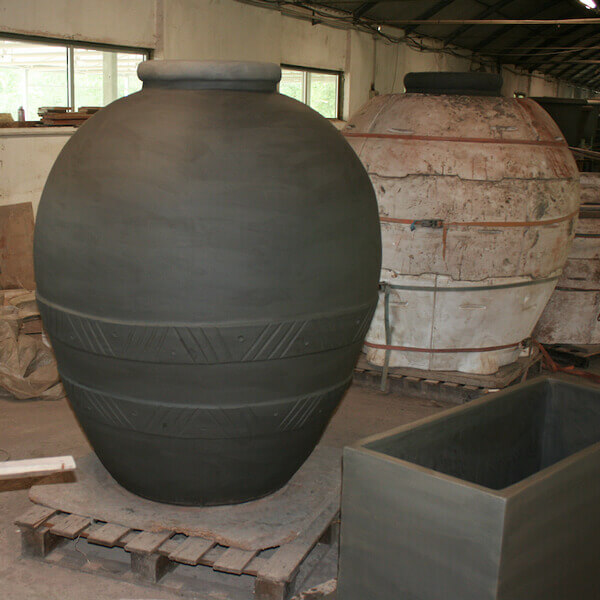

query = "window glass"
[279,67,340,118]
[117,52,144,98]
[0,37,147,122]
[74,48,144,109]
[309,72,338,119]
[280,69,304,103]
[0,39,68,120]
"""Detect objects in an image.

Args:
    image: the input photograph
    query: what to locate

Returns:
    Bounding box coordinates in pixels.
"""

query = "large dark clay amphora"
[34,60,381,505]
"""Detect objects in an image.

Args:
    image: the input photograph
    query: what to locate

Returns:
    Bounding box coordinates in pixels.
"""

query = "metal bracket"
[410,219,444,231]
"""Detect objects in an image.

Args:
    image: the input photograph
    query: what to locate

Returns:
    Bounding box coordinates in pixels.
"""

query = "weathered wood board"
[0,202,35,290]
[29,445,341,551]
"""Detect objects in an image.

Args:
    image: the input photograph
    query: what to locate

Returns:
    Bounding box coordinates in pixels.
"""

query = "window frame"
[0,32,151,115]
[280,64,344,119]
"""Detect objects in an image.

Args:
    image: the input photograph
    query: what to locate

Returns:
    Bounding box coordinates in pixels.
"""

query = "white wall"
[0,0,156,48]
[0,128,75,213]
[159,0,375,117]
[1,0,593,121]
[373,35,594,100]
[0,0,597,214]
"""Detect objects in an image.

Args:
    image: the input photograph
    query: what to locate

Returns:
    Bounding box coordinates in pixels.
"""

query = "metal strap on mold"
[343,131,568,147]
[366,340,524,353]
[375,281,526,390]
[380,284,392,392]
[380,210,579,259]
[381,275,559,293]
[372,281,525,386]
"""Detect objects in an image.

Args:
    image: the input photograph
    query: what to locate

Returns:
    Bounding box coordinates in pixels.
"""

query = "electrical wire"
[234,0,600,90]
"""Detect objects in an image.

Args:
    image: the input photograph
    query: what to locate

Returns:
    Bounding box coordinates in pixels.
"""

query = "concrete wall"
[159,0,375,118]
[0,0,596,214]
[0,128,75,214]
[0,0,156,48]
[1,0,593,120]
[373,36,590,100]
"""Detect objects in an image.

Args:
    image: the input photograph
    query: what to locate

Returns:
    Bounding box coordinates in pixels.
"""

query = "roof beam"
[524,25,600,72]
[545,32,600,75]
[386,18,600,26]
[587,74,600,88]
[487,10,581,69]
[443,0,519,47]
[469,0,564,54]
[565,63,600,84]
[402,0,457,36]
[353,1,378,18]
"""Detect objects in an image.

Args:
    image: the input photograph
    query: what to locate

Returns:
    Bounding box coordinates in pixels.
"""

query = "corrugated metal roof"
[278,0,600,90]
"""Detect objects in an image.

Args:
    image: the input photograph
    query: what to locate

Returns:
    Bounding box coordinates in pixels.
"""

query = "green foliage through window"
[279,67,340,119]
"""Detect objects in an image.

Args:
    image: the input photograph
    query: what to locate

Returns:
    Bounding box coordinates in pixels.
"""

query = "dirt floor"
[0,382,451,599]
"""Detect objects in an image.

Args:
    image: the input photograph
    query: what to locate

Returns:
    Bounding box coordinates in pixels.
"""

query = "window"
[279,66,341,119]
[0,37,149,121]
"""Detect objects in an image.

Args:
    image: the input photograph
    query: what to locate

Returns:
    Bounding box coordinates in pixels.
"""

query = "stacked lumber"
[41,112,92,127]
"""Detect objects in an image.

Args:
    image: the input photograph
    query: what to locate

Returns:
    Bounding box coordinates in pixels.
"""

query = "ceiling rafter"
[292,0,600,89]
[469,0,564,54]
[495,16,580,65]
[587,74,600,88]
[402,0,458,36]
[564,61,600,84]
[353,1,378,19]
[522,25,600,73]
[442,0,522,47]
[548,31,600,78]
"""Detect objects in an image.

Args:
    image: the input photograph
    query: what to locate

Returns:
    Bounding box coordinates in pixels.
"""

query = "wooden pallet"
[354,350,543,404]
[16,502,339,600]
[546,344,600,368]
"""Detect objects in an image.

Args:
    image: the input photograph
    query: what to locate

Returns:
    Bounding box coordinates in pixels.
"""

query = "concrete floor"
[0,382,451,600]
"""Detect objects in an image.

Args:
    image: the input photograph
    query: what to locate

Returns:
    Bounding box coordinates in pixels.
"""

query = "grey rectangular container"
[338,376,600,600]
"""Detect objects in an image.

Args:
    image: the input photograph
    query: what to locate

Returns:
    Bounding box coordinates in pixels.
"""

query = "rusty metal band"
[379,210,579,259]
[343,132,567,147]
[379,209,579,229]
[383,275,559,293]
[375,278,524,391]
[365,340,523,353]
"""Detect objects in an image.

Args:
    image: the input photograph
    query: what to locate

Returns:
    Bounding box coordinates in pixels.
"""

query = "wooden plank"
[157,539,179,555]
[124,531,172,555]
[15,504,56,528]
[354,351,538,389]
[254,578,291,600]
[168,536,214,565]
[197,544,226,567]
[86,523,130,547]
[245,556,270,577]
[131,552,174,583]
[20,525,63,558]
[21,318,43,334]
[257,503,338,584]
[0,202,35,290]
[48,514,91,538]
[212,547,258,575]
[118,530,140,549]
[441,381,459,389]
[0,456,75,480]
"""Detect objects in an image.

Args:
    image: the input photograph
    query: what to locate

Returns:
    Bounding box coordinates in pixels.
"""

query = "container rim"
[137,60,282,86]
[348,374,600,498]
